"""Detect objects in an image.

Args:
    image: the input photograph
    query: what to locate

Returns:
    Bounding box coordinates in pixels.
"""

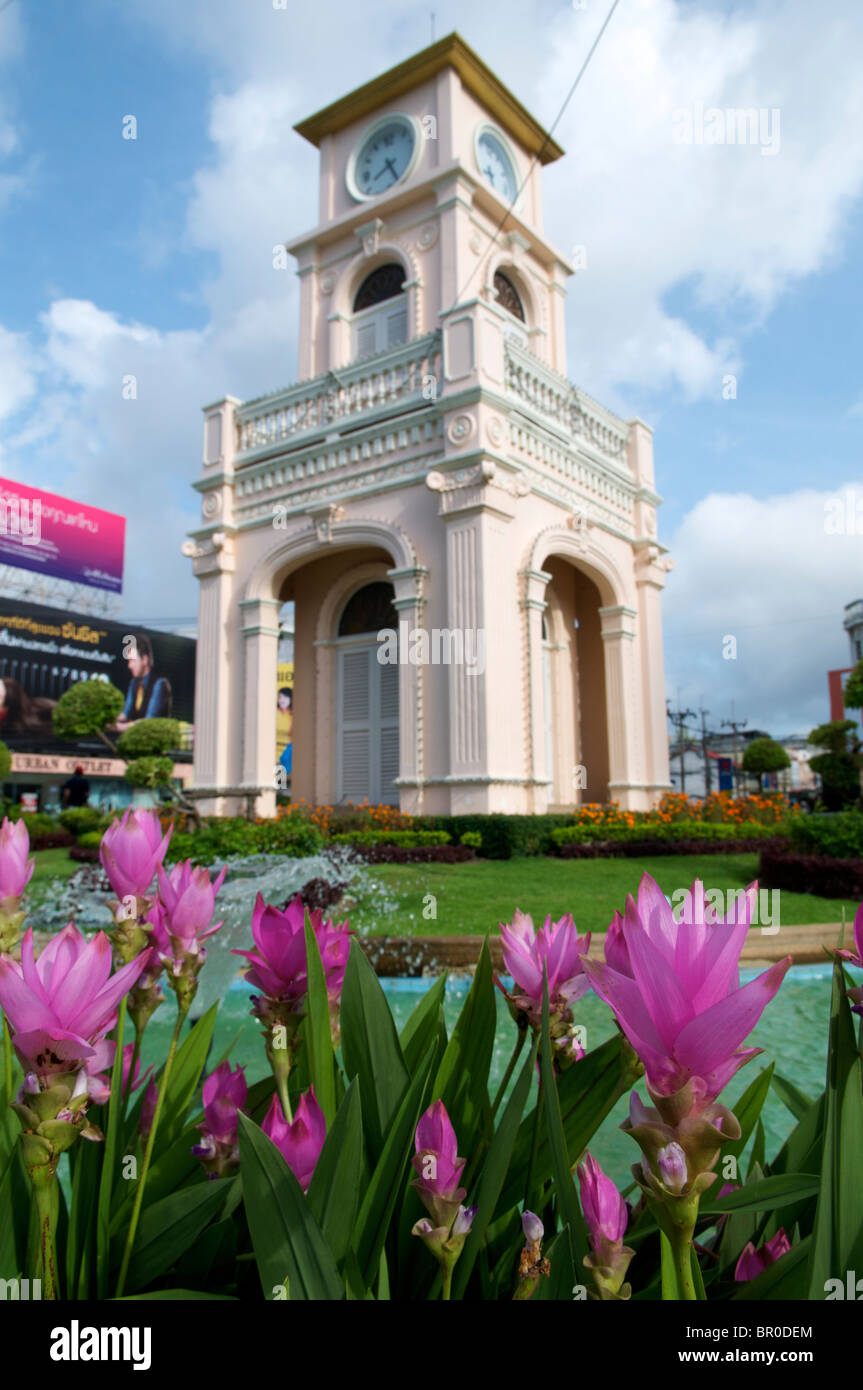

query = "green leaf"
[702,1174,821,1215]
[114,1288,238,1300]
[433,939,496,1152]
[400,974,447,1076]
[156,1003,219,1151]
[539,973,588,1264]
[353,1045,436,1288]
[452,1039,538,1299]
[114,1178,232,1294]
[721,1063,773,1167]
[771,1071,815,1122]
[499,1033,634,1216]
[302,912,337,1127]
[535,1227,577,1301]
[238,1110,343,1301]
[96,998,127,1298]
[806,959,863,1296]
[65,1129,102,1298]
[307,1080,364,1265]
[340,940,409,1161]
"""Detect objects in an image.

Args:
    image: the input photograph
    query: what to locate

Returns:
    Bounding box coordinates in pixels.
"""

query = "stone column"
[520,567,552,811]
[636,557,672,802]
[599,604,646,810]
[238,596,282,818]
[388,564,428,815]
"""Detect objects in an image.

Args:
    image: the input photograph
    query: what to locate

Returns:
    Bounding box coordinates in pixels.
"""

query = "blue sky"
[2,0,863,738]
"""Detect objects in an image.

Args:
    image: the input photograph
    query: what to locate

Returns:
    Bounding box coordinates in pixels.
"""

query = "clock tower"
[188,33,671,817]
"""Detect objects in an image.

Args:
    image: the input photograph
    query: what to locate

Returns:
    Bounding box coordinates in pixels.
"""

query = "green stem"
[33,1173,59,1301]
[2,1016,11,1110]
[276,1069,293,1125]
[115,1005,186,1297]
[491,1027,527,1121]
[523,1074,544,1212]
[668,1221,698,1300]
[440,1262,453,1301]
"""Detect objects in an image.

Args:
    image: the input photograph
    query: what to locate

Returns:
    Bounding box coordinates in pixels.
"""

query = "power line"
[448,0,623,311]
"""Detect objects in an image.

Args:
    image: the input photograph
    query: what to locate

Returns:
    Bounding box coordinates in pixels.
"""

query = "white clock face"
[354,119,416,198]
[477,130,517,203]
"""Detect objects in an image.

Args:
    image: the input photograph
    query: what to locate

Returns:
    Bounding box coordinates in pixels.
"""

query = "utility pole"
[699,707,713,795]
[667,701,696,795]
[721,712,749,797]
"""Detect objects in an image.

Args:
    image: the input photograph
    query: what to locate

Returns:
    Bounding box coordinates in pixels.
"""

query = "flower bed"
[2,808,861,1305]
[554,834,788,859]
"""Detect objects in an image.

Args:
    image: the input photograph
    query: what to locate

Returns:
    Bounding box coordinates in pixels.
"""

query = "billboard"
[0,478,125,594]
[277,660,294,778]
[0,598,195,758]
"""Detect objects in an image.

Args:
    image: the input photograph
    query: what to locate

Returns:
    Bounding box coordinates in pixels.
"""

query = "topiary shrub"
[0,740,11,782]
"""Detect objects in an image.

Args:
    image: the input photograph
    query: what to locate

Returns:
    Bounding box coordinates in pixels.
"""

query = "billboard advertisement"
[277,660,293,778]
[0,477,126,594]
[0,598,195,758]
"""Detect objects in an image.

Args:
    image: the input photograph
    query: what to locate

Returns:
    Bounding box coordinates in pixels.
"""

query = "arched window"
[338,581,398,636]
[352,263,408,360]
[336,582,399,805]
[493,269,525,322]
[353,264,406,312]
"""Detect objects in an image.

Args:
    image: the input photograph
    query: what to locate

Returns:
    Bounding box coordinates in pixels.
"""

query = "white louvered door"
[338,644,400,805]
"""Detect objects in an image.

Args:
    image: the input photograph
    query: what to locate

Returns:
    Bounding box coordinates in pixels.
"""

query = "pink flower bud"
[522,1210,544,1243]
[657,1141,688,1194]
[261,1087,326,1192]
[99,809,172,901]
[577,1152,628,1248]
[0,817,34,900]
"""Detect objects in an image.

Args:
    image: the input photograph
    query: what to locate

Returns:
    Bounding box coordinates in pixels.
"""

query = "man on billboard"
[115,633,172,730]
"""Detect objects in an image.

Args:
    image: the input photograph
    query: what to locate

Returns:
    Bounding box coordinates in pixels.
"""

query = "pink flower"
[581,873,791,1106]
[191,1062,247,1177]
[412,1100,466,1200]
[604,910,631,975]
[99,808,172,900]
[261,1087,326,1191]
[0,924,149,1075]
[577,1153,628,1248]
[84,1040,153,1105]
[232,892,352,1007]
[0,817,34,902]
[734,1229,791,1282]
[152,860,226,960]
[199,1061,247,1146]
[499,909,591,1024]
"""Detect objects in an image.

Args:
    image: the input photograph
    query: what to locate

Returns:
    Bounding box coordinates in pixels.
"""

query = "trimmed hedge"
[329,829,451,847]
[58,806,111,836]
[556,835,788,860]
[349,843,476,864]
[789,812,863,859]
[758,846,863,899]
[166,817,324,866]
[551,819,788,848]
[425,814,573,859]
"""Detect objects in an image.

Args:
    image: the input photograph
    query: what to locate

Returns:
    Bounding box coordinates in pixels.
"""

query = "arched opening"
[542,558,609,806]
[336,580,399,804]
[275,547,400,807]
[352,262,408,359]
[493,269,525,322]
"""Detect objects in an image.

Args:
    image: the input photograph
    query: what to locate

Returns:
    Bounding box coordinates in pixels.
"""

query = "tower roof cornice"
[293,31,564,165]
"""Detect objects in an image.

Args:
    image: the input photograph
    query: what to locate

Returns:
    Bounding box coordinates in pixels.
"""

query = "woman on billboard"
[115,634,172,730]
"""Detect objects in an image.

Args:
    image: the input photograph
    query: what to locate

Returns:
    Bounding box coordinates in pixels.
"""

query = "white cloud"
[663,484,863,733]
[0,323,36,422]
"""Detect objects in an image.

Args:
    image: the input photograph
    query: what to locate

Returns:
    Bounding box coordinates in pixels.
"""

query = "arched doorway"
[542,558,609,806]
[336,580,400,804]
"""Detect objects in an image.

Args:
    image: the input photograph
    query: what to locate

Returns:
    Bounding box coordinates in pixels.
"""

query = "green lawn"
[345,853,854,936]
[28,847,81,910]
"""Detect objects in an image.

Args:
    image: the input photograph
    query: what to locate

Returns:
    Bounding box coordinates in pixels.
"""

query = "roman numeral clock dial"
[348,117,418,201]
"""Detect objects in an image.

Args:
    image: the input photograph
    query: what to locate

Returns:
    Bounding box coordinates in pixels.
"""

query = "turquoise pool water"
[139,963,850,1191]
